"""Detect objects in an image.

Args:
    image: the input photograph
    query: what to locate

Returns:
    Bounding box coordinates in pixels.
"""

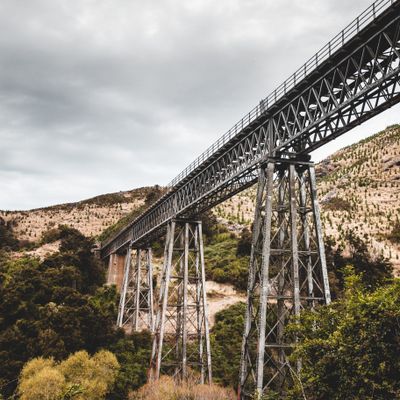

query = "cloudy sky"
[1,0,399,210]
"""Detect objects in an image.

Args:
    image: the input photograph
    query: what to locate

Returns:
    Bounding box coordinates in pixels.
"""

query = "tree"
[107,332,152,400]
[204,234,249,290]
[201,211,221,242]
[42,225,105,293]
[0,217,19,251]
[324,232,393,298]
[346,231,392,290]
[19,366,65,400]
[18,350,119,400]
[288,269,400,400]
[0,227,151,399]
[59,350,119,400]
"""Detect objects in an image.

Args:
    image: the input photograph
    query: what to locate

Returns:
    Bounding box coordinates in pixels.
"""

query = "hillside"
[0,187,156,244]
[1,125,399,400]
[2,125,399,273]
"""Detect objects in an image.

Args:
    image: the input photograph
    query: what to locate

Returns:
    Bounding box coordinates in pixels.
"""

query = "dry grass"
[131,376,236,400]
[0,188,150,242]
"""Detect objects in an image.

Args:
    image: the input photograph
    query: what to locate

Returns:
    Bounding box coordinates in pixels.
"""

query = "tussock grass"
[131,376,236,400]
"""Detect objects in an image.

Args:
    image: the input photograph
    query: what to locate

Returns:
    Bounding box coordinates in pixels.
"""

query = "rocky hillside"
[0,187,157,243]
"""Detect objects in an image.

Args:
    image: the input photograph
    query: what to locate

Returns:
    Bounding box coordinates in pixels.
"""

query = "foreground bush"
[288,270,400,400]
[0,226,152,399]
[132,376,236,400]
[18,350,119,400]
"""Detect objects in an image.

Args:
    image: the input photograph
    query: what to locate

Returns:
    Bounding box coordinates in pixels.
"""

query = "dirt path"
[206,281,246,326]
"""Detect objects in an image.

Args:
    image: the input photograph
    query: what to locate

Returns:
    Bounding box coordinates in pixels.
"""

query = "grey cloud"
[0,0,398,210]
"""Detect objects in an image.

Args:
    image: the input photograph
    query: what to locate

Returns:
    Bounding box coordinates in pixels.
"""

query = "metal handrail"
[167,0,396,189]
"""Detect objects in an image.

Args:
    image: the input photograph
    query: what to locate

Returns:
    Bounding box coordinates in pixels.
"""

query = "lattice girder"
[101,2,400,257]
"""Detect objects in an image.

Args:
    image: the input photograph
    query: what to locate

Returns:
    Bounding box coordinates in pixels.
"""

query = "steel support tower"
[239,156,331,399]
[150,219,212,383]
[117,246,155,333]
[100,0,400,395]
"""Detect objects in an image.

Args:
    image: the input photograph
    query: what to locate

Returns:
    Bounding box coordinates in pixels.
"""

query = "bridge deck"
[101,0,400,258]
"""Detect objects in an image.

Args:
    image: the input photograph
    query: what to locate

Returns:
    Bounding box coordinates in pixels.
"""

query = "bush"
[288,271,400,400]
[204,234,249,290]
[131,376,236,400]
[18,350,119,400]
[211,302,245,388]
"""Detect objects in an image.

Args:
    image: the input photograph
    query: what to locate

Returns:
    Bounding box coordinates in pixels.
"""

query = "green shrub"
[288,271,400,400]
[211,302,245,388]
[204,234,249,290]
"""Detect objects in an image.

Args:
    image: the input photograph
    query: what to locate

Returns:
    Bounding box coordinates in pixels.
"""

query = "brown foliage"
[131,376,236,400]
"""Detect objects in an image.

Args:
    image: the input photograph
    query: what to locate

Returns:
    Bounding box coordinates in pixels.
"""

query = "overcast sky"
[1,0,399,210]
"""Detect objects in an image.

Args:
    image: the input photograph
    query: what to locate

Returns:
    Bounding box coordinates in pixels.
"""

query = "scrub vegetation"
[0,126,399,399]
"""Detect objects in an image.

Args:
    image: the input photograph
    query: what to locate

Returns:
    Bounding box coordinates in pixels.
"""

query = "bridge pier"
[107,252,126,291]
[150,218,212,384]
[117,246,155,333]
[239,156,331,399]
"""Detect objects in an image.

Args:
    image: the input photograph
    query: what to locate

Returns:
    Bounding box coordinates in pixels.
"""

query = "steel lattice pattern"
[101,1,400,261]
[149,220,212,384]
[117,248,155,333]
[239,158,330,398]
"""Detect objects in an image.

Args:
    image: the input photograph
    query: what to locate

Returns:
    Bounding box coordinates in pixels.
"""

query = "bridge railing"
[167,0,396,189]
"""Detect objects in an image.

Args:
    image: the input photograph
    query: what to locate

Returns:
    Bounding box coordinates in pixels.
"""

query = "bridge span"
[100,0,400,397]
[101,0,400,259]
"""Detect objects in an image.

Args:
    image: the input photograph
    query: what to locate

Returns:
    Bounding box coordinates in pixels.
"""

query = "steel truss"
[150,219,212,384]
[239,157,331,399]
[117,247,155,333]
[101,0,400,258]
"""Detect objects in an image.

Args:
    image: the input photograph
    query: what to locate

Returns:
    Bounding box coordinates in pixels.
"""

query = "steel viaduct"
[100,0,400,398]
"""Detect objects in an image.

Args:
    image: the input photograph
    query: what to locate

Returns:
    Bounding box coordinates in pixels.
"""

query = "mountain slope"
[2,125,399,271]
[0,187,156,243]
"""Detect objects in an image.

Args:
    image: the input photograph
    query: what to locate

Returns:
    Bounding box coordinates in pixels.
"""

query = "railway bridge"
[100,0,400,397]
